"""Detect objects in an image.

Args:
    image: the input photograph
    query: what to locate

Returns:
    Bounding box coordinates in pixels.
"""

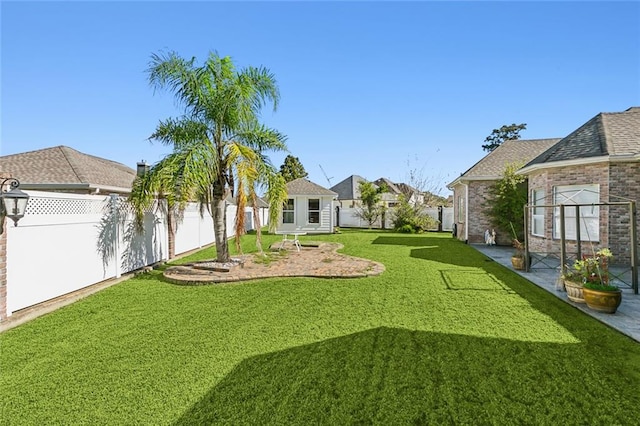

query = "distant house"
[375,178,425,207]
[277,178,337,234]
[0,145,136,195]
[330,174,370,208]
[519,106,640,264]
[447,138,561,244]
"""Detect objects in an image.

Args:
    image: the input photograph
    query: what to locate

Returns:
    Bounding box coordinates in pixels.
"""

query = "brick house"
[448,138,561,244]
[519,106,640,265]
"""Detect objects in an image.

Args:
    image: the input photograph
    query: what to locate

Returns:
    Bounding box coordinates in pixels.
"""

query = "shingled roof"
[330,175,369,199]
[524,107,640,168]
[0,145,136,193]
[287,178,337,196]
[448,138,561,187]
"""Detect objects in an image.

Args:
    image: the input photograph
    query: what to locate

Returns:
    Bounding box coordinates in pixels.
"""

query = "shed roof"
[287,178,337,196]
[0,145,136,191]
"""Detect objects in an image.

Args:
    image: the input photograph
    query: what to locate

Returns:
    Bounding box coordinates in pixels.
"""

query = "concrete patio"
[472,243,640,343]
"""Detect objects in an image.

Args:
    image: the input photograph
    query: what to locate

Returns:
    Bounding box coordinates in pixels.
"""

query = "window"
[553,184,599,241]
[458,196,465,222]
[308,199,320,224]
[531,189,545,237]
[283,199,294,224]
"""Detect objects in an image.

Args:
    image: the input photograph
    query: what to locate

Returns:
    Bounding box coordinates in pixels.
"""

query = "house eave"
[517,155,634,175]
[447,175,500,189]
[19,183,132,194]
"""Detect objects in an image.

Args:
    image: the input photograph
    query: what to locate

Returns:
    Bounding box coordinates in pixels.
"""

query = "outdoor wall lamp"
[0,178,30,233]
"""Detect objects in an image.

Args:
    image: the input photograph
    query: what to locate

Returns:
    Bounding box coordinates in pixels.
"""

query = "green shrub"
[398,224,415,233]
[392,195,437,233]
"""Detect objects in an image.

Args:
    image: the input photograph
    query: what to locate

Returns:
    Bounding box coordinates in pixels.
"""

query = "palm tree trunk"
[167,204,176,259]
[212,182,230,262]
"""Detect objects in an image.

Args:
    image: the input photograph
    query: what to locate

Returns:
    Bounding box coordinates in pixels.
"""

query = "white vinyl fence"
[338,206,453,231]
[5,190,237,317]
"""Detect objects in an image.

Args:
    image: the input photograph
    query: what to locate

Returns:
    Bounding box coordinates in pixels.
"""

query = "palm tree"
[129,51,288,262]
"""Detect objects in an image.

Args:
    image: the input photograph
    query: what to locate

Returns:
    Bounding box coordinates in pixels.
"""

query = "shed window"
[283,199,294,224]
[308,199,320,224]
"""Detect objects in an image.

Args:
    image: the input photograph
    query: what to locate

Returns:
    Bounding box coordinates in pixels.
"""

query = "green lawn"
[2,231,639,424]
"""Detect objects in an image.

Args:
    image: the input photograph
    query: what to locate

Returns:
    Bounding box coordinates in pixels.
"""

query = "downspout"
[464,183,469,243]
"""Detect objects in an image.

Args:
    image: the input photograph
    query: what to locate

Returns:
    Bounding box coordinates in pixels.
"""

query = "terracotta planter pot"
[511,256,525,270]
[582,287,622,314]
[563,279,585,303]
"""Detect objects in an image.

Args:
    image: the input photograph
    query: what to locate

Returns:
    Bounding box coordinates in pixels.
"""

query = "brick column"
[0,172,10,320]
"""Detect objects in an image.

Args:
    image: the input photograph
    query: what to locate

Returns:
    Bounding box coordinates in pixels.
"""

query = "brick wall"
[467,180,513,245]
[609,162,640,264]
[527,162,639,265]
[0,172,10,320]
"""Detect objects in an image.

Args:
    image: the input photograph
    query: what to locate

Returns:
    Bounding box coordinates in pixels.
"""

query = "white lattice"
[26,197,109,215]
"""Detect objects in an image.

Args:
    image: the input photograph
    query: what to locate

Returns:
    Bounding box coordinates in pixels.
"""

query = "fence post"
[560,205,566,275]
[110,194,121,278]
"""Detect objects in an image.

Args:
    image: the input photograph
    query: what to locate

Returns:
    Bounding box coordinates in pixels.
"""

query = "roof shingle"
[0,145,136,190]
[287,178,337,196]
[526,107,640,166]
[454,138,561,182]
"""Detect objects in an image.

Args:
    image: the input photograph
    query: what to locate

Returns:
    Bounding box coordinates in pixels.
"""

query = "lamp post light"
[1,178,30,233]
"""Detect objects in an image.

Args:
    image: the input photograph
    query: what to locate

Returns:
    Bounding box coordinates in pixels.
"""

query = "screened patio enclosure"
[522,197,638,294]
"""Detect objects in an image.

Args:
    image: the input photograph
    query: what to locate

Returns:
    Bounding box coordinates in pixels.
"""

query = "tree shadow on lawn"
[174,326,637,425]
[373,235,488,268]
[371,235,634,346]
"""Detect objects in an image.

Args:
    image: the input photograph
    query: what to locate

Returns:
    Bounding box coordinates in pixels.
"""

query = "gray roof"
[374,177,402,195]
[226,195,269,208]
[526,107,640,167]
[0,145,136,191]
[287,178,337,196]
[330,175,369,199]
[450,138,561,185]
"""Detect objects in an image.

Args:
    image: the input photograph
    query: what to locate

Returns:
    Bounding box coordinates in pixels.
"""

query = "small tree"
[279,155,308,182]
[391,195,438,233]
[482,123,527,152]
[484,163,527,240]
[353,181,385,228]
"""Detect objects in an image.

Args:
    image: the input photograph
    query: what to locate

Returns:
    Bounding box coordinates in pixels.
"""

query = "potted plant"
[509,222,526,270]
[578,248,621,314]
[562,267,585,303]
[511,238,526,270]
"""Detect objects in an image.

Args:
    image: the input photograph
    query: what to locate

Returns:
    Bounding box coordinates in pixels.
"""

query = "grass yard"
[1,230,639,424]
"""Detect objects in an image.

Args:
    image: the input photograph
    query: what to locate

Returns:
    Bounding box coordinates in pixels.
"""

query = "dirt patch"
[163,242,385,285]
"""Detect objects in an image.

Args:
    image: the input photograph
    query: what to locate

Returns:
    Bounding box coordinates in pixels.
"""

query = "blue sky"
[2,1,639,195]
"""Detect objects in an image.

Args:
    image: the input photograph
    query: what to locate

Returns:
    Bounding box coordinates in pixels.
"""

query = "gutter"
[18,183,132,194]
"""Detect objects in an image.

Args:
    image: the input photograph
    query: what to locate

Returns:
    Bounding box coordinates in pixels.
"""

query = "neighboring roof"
[330,175,369,199]
[287,178,337,196]
[0,145,136,192]
[447,138,561,188]
[374,177,402,195]
[524,107,640,169]
[226,195,269,208]
[395,182,421,197]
